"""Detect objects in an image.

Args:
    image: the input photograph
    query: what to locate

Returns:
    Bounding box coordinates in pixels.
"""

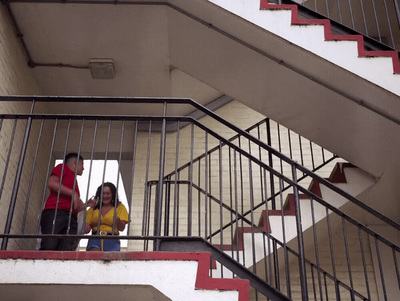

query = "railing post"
[292,164,308,301]
[154,102,167,251]
[1,100,35,250]
[164,176,171,236]
[266,118,276,209]
[395,0,400,27]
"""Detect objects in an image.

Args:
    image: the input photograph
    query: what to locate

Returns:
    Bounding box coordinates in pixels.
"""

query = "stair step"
[211,163,375,278]
[210,0,400,96]
[0,251,250,301]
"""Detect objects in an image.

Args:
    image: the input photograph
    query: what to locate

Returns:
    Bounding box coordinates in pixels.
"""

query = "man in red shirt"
[40,153,89,250]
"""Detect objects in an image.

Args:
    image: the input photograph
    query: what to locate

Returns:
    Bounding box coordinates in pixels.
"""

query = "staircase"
[209,0,400,94]
[0,251,249,301]
[212,163,375,276]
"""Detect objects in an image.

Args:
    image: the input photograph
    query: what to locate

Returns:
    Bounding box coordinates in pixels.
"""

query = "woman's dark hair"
[94,182,119,210]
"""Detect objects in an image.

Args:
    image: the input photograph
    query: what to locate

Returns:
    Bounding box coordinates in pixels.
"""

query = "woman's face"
[101,186,113,205]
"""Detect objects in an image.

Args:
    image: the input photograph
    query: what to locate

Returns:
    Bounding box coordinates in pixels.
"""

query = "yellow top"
[86,203,129,234]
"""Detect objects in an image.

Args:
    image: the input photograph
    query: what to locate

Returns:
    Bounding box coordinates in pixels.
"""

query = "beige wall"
[0,5,47,250]
[249,224,379,301]
[125,100,337,250]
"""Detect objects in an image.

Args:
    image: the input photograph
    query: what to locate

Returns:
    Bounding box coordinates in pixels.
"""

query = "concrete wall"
[0,5,47,250]
[123,99,337,250]
[266,224,379,301]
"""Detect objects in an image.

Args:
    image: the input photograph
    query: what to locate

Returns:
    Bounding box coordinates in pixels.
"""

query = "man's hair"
[64,153,84,164]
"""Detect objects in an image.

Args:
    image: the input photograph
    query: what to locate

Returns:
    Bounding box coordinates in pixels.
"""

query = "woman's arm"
[115,216,127,231]
[84,223,92,234]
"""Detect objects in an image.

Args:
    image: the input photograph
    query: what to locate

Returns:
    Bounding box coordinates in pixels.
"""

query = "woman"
[85,182,129,251]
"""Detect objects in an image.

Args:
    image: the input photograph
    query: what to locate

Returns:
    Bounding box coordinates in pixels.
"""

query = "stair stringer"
[0,251,249,301]
[212,164,375,278]
[209,0,400,96]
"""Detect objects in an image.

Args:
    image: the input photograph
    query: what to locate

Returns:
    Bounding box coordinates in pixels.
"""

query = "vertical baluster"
[187,123,194,236]
[52,119,72,236]
[0,119,18,201]
[310,265,317,301]
[21,119,44,234]
[292,164,308,301]
[111,120,126,236]
[288,128,293,160]
[341,217,355,300]
[371,0,383,43]
[228,147,235,278]
[392,248,400,290]
[164,175,171,236]
[325,0,331,18]
[279,178,291,298]
[36,118,59,235]
[326,207,340,300]
[2,100,35,249]
[208,144,213,246]
[197,157,201,237]
[154,103,167,250]
[358,227,371,300]
[256,125,264,205]
[310,197,324,300]
[127,119,138,236]
[238,136,246,267]
[266,119,276,210]
[173,121,180,237]
[234,149,241,278]
[375,237,388,300]
[80,119,98,238]
[204,131,208,240]
[97,120,112,235]
[263,168,274,287]
[395,0,400,28]
[359,0,369,35]
[142,121,152,242]
[298,135,304,168]
[383,0,396,47]
[144,185,152,251]
[67,119,85,235]
[309,141,316,170]
[218,141,224,278]
[347,0,355,29]
[324,272,329,301]
[321,146,326,163]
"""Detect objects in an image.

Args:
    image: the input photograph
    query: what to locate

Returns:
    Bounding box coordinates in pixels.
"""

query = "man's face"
[77,160,84,176]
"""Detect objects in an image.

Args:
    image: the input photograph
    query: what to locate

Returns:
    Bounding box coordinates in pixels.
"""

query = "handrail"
[1,95,398,231]
[1,96,400,300]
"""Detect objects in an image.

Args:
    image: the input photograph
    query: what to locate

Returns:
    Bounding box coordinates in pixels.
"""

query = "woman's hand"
[87,197,97,208]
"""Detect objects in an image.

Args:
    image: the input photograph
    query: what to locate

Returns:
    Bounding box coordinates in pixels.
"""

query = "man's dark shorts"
[40,209,78,251]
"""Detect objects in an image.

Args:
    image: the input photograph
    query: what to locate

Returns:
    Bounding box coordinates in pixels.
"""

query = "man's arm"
[48,174,81,211]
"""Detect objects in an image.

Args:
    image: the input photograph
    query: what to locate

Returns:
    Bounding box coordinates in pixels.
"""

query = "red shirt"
[43,163,80,215]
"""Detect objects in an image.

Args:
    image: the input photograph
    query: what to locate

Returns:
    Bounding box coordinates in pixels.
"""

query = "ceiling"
[8,1,225,116]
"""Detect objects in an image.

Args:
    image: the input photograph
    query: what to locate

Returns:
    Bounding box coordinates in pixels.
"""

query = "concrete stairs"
[212,162,376,278]
[0,251,249,301]
[209,0,400,96]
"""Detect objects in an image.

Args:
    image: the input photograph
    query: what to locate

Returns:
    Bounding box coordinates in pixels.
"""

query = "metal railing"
[270,0,400,52]
[1,96,399,301]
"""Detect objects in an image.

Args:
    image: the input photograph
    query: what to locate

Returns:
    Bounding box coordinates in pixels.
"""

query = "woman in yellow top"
[85,182,129,251]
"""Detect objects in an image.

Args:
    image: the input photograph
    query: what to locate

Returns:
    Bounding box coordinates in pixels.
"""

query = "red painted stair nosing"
[259,0,400,74]
[0,250,250,301]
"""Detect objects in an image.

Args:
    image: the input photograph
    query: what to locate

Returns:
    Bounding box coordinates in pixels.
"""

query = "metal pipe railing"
[1,96,400,301]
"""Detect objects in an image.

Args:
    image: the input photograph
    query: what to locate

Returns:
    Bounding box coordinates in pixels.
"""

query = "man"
[40,153,89,250]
